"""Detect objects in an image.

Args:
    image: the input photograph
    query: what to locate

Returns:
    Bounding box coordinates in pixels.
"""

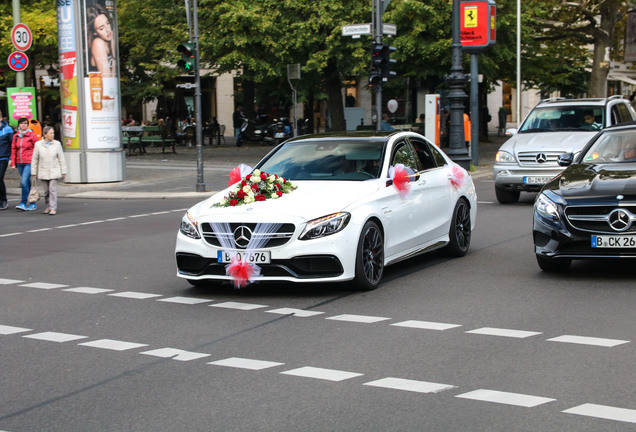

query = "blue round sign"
[8,51,29,72]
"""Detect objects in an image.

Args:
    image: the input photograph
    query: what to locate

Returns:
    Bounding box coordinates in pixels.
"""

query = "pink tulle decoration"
[227,257,254,289]
[392,165,411,196]
[228,167,242,186]
[448,165,465,188]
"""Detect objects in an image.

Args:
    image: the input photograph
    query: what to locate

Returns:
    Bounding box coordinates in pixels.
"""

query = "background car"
[493,96,636,204]
[533,122,636,271]
[176,131,477,290]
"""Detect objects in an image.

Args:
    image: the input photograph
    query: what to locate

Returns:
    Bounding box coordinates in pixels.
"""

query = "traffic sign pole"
[12,0,25,87]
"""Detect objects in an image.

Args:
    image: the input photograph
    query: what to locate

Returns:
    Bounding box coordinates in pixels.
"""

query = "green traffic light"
[177,42,195,73]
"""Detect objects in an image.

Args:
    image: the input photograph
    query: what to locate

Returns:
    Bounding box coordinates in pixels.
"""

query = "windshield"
[519,105,604,133]
[581,130,636,164]
[257,139,386,181]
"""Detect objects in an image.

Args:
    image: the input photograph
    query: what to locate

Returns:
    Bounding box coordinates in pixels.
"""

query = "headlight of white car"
[495,150,516,163]
[180,211,201,239]
[300,212,351,240]
[535,193,559,220]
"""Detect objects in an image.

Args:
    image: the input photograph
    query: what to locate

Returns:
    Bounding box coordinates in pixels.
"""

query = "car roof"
[284,130,408,144]
[535,95,628,108]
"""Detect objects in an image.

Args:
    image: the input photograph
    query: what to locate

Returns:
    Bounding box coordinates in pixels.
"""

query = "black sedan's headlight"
[300,212,350,240]
[180,211,201,239]
[534,193,560,221]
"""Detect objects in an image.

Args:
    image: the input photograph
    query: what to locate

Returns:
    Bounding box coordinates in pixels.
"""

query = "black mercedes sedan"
[533,122,636,271]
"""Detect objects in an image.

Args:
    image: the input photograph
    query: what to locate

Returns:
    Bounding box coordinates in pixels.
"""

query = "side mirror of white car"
[505,128,517,136]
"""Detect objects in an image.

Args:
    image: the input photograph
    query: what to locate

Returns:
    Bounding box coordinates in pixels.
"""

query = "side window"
[392,141,419,173]
[429,143,449,166]
[410,138,438,170]
[616,103,632,124]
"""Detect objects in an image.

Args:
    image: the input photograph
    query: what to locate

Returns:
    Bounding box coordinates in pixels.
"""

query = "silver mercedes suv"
[492,96,636,203]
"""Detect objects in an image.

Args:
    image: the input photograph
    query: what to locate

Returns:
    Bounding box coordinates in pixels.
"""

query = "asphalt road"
[0,171,634,431]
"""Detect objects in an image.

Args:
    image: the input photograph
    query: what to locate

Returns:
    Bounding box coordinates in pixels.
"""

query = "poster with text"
[57,0,81,149]
[7,87,37,127]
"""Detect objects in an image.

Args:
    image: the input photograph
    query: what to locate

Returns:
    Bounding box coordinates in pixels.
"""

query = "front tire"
[442,198,471,257]
[495,186,520,204]
[353,221,384,291]
[536,255,571,272]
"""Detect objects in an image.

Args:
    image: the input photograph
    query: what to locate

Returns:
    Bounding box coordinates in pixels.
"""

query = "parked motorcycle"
[236,118,275,147]
[271,117,292,145]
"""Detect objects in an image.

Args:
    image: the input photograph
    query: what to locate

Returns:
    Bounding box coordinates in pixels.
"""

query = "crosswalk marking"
[326,314,390,324]
[466,327,542,338]
[109,291,162,299]
[140,348,211,361]
[63,287,114,294]
[0,325,32,335]
[455,389,556,407]
[79,339,149,351]
[0,278,24,285]
[281,366,363,382]
[157,296,211,305]
[547,335,629,347]
[208,357,285,370]
[266,308,324,317]
[364,377,455,394]
[210,301,267,310]
[23,332,88,343]
[19,282,68,290]
[391,320,461,331]
[563,403,636,424]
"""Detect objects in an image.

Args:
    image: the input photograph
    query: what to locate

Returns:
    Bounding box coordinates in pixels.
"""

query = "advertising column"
[56,0,124,183]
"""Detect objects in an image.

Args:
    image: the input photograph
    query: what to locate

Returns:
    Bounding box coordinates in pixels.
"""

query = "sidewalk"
[3,133,506,200]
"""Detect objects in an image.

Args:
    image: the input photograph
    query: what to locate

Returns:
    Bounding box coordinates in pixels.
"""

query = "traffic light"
[380,44,396,81]
[177,42,195,73]
[369,44,384,86]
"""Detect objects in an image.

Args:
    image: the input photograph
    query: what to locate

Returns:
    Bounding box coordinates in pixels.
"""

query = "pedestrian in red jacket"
[11,117,39,211]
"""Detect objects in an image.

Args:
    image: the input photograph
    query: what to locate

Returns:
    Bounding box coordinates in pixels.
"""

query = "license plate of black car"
[217,250,271,263]
[591,235,636,248]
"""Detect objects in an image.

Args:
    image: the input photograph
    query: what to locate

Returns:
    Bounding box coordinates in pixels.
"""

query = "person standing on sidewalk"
[11,117,39,211]
[0,111,14,210]
[31,126,67,215]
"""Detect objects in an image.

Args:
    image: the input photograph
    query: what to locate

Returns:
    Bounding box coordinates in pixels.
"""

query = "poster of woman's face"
[83,0,118,77]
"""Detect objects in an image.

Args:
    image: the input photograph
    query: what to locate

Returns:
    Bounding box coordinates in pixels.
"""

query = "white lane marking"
[0,278,24,285]
[266,308,324,317]
[23,332,88,343]
[55,224,78,229]
[281,366,363,382]
[79,220,105,225]
[466,327,542,339]
[0,232,23,237]
[157,296,211,305]
[130,214,150,218]
[455,389,556,407]
[547,335,629,347]
[0,325,32,335]
[208,357,285,370]
[79,339,148,351]
[210,302,267,311]
[391,320,461,331]
[63,287,114,294]
[27,228,53,233]
[139,348,211,361]
[109,291,163,300]
[563,403,636,424]
[19,282,69,290]
[364,377,455,394]
[326,314,391,324]
[105,217,127,222]
[477,201,496,204]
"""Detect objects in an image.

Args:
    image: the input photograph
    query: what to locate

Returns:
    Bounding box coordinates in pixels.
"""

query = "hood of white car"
[502,131,598,154]
[195,180,381,221]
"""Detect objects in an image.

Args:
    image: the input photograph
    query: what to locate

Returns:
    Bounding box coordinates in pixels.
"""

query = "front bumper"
[493,164,564,192]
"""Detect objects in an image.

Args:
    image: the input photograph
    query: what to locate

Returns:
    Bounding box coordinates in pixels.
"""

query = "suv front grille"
[517,151,564,166]
[565,205,636,233]
[200,222,296,249]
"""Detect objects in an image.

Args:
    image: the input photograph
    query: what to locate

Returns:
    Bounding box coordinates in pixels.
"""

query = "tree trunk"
[324,59,346,132]
[587,1,620,98]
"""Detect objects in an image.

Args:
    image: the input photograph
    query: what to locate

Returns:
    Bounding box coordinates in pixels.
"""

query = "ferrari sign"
[460,0,496,54]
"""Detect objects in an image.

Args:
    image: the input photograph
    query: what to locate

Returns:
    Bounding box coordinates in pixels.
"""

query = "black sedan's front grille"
[200,223,296,249]
[565,205,636,233]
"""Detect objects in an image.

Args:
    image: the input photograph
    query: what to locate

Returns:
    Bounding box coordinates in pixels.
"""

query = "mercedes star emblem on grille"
[233,226,253,248]
[608,209,631,232]
[535,153,547,163]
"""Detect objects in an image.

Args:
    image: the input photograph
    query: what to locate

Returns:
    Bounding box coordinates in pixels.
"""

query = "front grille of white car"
[517,151,564,166]
[200,222,296,249]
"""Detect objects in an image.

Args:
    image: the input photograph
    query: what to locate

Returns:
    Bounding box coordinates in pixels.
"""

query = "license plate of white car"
[524,176,552,184]
[217,250,271,263]
[591,235,636,248]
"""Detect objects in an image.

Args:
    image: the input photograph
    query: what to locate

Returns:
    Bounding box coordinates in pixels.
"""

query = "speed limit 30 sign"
[11,23,33,52]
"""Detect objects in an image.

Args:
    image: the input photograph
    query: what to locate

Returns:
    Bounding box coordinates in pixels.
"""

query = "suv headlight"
[180,211,201,239]
[495,150,516,163]
[535,193,560,220]
[300,212,350,240]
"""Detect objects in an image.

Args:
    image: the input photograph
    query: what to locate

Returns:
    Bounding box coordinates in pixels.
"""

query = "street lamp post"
[445,0,471,170]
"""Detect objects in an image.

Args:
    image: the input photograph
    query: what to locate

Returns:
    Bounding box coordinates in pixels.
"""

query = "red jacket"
[11,130,38,165]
